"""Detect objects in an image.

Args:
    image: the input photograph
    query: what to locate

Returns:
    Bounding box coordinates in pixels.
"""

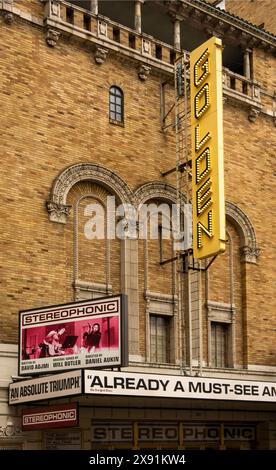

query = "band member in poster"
[22,345,36,360]
[83,323,101,352]
[39,327,66,357]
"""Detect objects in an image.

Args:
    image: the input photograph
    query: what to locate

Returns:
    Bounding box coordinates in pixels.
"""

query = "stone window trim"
[207,300,236,369]
[46,172,180,224]
[74,279,112,301]
[46,163,133,224]
[134,181,184,206]
[145,290,177,314]
[207,300,236,322]
[226,202,260,264]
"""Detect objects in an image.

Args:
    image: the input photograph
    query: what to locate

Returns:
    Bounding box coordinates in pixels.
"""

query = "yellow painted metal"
[190,37,226,259]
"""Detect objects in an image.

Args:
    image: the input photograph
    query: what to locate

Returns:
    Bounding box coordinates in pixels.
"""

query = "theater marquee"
[9,370,276,404]
[84,370,276,403]
[190,37,226,259]
[19,294,128,376]
[9,370,82,404]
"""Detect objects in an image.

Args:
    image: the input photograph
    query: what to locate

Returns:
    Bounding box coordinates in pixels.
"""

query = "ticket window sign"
[190,37,226,259]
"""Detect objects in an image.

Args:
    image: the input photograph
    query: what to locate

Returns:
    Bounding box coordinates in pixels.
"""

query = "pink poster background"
[21,315,119,360]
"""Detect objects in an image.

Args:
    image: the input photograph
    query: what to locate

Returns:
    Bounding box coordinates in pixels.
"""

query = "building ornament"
[98,20,108,37]
[240,245,261,264]
[0,421,22,439]
[46,28,60,47]
[248,106,260,122]
[134,181,184,205]
[47,167,260,265]
[226,201,260,263]
[3,11,14,24]
[46,201,71,224]
[47,163,133,223]
[138,64,151,81]
[50,0,60,17]
[142,38,151,55]
[94,46,109,65]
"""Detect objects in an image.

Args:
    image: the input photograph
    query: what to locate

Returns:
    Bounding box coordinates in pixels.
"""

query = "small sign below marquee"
[22,403,78,431]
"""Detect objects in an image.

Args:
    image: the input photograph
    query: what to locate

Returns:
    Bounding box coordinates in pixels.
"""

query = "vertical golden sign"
[190,37,226,259]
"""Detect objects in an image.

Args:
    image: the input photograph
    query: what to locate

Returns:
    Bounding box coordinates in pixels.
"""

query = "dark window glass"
[129,34,136,49]
[109,86,124,123]
[113,27,120,43]
[211,322,228,368]
[150,315,170,363]
[83,14,91,31]
[156,45,162,60]
[66,7,74,24]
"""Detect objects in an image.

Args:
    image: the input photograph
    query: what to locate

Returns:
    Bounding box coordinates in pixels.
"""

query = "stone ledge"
[0,343,18,358]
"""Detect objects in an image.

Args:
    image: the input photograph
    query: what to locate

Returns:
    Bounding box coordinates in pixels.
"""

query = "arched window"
[109,86,124,124]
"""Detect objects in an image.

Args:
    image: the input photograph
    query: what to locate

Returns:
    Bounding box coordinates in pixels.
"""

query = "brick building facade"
[0,0,275,449]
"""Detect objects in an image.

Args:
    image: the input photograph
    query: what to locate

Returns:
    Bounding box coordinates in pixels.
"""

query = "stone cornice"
[2,1,276,53]
[178,0,276,49]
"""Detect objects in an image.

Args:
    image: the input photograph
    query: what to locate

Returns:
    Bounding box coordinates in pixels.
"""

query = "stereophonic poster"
[19,294,128,376]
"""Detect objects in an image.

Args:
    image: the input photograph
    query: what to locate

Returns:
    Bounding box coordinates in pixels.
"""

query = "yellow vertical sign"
[190,37,226,259]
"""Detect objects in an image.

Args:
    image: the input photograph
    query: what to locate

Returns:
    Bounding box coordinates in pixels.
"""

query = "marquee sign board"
[84,370,276,403]
[10,370,276,405]
[9,370,82,404]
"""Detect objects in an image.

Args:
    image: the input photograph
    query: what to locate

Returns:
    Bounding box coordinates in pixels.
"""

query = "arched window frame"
[109,86,124,125]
